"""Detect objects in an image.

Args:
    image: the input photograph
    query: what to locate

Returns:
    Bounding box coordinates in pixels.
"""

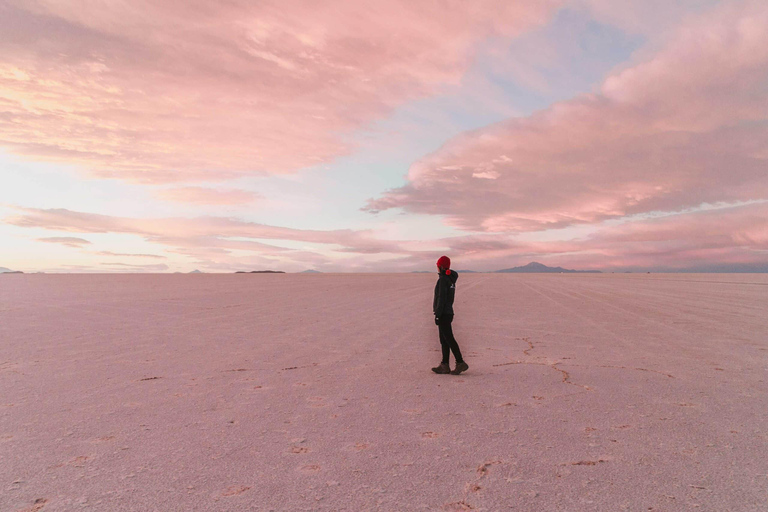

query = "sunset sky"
[1,0,766,273]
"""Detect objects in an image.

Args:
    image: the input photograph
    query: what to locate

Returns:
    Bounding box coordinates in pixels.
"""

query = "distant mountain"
[189,269,203,274]
[496,262,601,274]
[301,270,322,274]
[0,267,22,274]
[0,267,12,273]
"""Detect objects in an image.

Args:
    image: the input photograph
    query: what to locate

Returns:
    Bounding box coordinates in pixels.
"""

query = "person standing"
[432,255,468,375]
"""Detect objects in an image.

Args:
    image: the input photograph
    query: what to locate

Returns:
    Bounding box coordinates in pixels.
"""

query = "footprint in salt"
[69,456,89,467]
[421,431,440,439]
[569,459,607,466]
[221,485,250,497]
[353,442,370,451]
[298,464,321,473]
[18,498,48,512]
[444,500,474,511]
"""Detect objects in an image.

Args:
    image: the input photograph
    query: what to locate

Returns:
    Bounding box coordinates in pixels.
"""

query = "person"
[432,255,468,375]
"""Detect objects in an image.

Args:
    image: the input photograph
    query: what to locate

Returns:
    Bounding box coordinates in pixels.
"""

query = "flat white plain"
[1,273,766,511]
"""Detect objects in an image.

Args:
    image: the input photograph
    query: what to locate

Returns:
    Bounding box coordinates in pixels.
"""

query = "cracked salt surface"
[1,272,767,511]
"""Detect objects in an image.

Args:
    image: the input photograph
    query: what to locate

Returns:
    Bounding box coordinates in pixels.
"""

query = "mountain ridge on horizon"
[495,262,602,274]
[411,262,601,274]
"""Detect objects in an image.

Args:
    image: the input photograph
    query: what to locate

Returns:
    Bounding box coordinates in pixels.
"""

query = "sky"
[1,0,766,273]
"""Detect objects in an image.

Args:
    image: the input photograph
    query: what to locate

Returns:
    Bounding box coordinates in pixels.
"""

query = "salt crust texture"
[1,273,767,511]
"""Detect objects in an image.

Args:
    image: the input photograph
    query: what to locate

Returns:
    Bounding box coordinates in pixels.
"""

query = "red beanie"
[436,255,451,269]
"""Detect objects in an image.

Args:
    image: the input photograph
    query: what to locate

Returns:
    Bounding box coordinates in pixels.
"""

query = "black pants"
[437,314,463,365]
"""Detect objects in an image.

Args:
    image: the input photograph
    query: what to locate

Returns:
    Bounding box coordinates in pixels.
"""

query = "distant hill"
[235,270,285,274]
[496,262,601,274]
[0,267,22,274]
[189,269,203,274]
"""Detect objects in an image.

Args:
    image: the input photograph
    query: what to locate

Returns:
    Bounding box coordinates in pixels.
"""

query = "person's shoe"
[431,363,451,374]
[451,361,469,375]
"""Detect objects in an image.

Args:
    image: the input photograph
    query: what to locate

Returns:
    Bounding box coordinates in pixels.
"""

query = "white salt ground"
[1,273,767,511]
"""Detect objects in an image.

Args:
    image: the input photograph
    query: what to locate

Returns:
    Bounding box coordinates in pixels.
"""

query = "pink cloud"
[0,1,560,183]
[5,206,410,257]
[6,201,768,272]
[37,236,91,247]
[422,202,768,271]
[155,187,258,205]
[95,251,166,259]
[580,202,768,268]
[12,202,768,271]
[100,262,169,272]
[366,1,768,233]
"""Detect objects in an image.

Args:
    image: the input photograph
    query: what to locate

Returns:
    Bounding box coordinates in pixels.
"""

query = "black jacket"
[433,269,458,316]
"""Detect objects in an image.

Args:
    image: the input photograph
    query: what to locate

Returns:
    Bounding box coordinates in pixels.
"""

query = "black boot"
[451,361,468,375]
[431,362,451,374]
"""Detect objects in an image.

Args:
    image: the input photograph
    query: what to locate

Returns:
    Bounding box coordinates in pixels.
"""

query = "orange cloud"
[0,0,560,183]
[367,1,768,232]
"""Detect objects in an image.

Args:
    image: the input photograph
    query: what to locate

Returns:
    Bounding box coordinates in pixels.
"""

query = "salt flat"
[1,273,767,511]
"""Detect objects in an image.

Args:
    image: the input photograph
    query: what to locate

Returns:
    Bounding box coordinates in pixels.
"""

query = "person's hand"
[434,316,440,325]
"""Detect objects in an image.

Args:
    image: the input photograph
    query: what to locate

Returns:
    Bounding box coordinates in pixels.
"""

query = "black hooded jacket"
[433,269,459,316]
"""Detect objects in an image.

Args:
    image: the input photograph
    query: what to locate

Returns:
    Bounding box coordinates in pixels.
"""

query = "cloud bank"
[0,0,560,183]
[3,1,766,273]
[367,1,768,233]
[7,201,768,272]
